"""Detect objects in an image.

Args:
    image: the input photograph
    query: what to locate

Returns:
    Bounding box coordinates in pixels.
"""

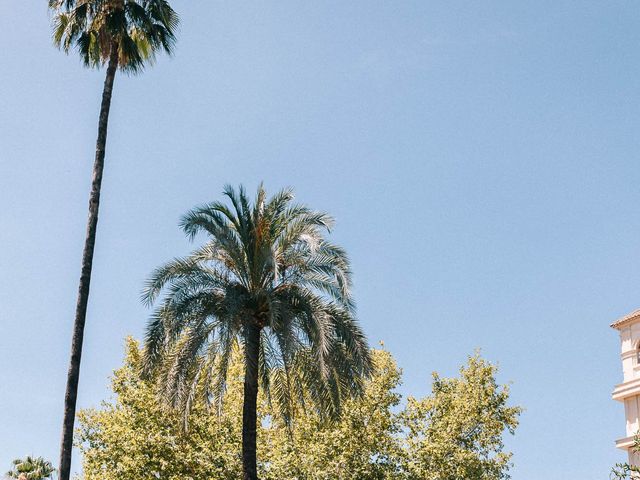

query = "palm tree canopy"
[50,0,178,72]
[142,185,372,423]
[7,456,55,480]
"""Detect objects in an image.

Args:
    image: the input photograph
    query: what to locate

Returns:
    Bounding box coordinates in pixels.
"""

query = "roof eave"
[611,309,640,330]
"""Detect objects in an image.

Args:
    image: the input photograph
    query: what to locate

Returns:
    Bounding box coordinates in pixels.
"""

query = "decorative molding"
[616,436,635,450]
[612,378,640,402]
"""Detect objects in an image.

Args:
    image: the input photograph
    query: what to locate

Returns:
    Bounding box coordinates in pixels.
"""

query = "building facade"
[612,309,640,466]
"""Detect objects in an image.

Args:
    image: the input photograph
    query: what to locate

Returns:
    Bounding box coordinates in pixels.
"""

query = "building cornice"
[612,378,640,402]
[612,309,640,330]
[616,436,636,450]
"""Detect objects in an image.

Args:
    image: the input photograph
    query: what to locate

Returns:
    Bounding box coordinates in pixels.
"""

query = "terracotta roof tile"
[611,309,640,329]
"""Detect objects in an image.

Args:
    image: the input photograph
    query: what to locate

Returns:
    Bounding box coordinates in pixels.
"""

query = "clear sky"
[1,1,639,478]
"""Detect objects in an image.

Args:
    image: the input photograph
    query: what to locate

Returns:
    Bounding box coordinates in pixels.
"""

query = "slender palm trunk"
[243,322,261,480]
[58,43,119,480]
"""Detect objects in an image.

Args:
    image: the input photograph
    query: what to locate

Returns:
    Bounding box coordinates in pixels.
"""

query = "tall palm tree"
[7,456,55,480]
[142,185,372,480]
[49,2,178,479]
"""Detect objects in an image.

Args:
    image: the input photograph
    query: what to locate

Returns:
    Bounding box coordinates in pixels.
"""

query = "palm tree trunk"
[58,43,119,480]
[242,322,261,480]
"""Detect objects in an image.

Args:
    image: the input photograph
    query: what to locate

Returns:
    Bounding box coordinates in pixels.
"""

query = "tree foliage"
[6,456,55,480]
[50,0,178,73]
[77,339,243,479]
[77,340,520,480]
[610,435,640,479]
[402,353,522,480]
[260,346,404,480]
[611,463,640,480]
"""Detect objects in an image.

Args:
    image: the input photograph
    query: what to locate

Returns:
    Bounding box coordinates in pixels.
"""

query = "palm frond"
[143,184,372,427]
[49,0,179,72]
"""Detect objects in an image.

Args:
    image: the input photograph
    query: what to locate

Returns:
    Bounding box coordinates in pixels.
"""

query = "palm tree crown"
[50,0,178,72]
[142,184,372,422]
[7,456,55,480]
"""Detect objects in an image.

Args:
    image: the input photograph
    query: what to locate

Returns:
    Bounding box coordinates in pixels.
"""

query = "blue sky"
[1,1,639,478]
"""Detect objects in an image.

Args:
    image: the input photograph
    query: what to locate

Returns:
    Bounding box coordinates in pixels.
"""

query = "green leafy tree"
[49,2,178,479]
[6,456,55,480]
[78,341,520,480]
[141,185,372,480]
[261,347,403,480]
[77,338,244,479]
[401,353,522,480]
[77,339,398,480]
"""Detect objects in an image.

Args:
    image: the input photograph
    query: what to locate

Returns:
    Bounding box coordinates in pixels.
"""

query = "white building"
[612,309,640,466]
